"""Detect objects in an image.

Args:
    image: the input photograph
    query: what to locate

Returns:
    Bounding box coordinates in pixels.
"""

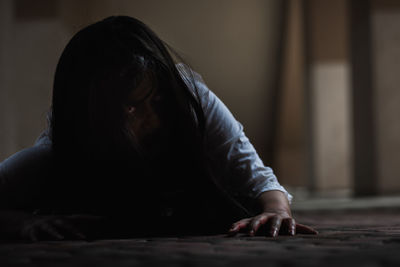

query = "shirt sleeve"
[0,144,53,209]
[177,63,293,204]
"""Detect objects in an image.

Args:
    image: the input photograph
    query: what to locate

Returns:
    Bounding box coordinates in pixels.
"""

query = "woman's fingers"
[20,214,101,242]
[228,214,318,237]
[39,223,65,240]
[249,214,269,236]
[280,218,296,236]
[28,228,38,242]
[229,215,285,237]
[266,216,282,237]
[296,223,318,235]
[52,219,86,240]
[228,218,251,236]
[25,223,63,242]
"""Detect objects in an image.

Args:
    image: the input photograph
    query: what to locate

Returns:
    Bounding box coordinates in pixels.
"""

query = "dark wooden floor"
[1,209,400,267]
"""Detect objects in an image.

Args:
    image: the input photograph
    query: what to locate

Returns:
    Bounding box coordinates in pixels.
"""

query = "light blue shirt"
[177,64,292,203]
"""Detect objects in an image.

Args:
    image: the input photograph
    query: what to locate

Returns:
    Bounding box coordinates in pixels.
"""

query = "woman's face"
[124,77,170,151]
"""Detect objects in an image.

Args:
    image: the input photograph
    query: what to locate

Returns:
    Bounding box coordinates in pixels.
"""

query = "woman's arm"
[0,145,104,241]
[178,66,316,236]
[183,68,292,203]
[0,145,54,208]
[0,145,52,239]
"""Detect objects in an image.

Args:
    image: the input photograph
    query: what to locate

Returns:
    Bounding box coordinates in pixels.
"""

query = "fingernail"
[290,227,295,236]
[272,229,278,237]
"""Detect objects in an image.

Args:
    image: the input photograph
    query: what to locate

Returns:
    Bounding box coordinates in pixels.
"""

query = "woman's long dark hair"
[48,16,250,224]
[51,16,206,167]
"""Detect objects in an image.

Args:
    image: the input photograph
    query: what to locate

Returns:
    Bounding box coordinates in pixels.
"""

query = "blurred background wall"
[0,0,399,199]
[0,0,284,163]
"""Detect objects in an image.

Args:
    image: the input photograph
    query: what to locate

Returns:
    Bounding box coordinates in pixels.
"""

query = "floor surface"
[1,208,400,266]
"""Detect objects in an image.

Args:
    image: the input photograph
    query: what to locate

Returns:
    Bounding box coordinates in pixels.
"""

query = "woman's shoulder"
[175,62,215,110]
[176,63,208,92]
[0,144,53,179]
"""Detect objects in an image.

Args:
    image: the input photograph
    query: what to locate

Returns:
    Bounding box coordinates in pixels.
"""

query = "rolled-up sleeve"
[179,66,293,203]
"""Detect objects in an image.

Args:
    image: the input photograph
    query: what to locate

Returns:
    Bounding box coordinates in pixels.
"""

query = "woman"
[0,16,316,241]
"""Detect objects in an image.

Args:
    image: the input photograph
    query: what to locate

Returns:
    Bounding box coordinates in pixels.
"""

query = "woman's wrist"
[257,190,292,216]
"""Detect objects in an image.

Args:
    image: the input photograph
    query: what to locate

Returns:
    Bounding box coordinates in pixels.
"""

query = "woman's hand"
[228,209,317,237]
[20,214,104,242]
[228,190,318,237]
